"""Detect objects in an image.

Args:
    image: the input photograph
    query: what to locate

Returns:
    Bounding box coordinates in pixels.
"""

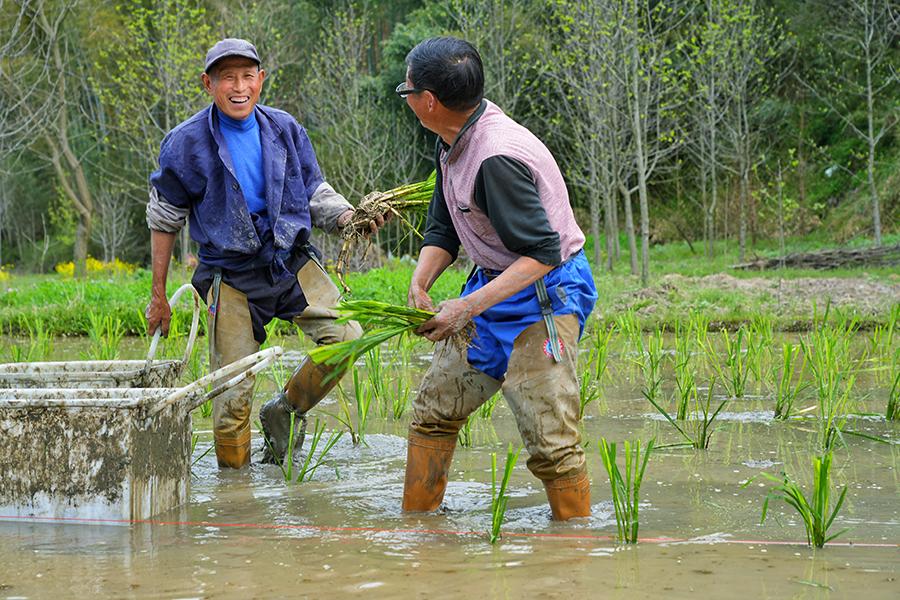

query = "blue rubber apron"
[463,250,598,380]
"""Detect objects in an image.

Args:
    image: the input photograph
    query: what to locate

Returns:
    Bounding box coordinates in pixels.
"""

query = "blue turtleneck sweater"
[218,111,266,215]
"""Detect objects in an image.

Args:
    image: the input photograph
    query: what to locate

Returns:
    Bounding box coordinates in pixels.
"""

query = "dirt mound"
[619,273,899,325]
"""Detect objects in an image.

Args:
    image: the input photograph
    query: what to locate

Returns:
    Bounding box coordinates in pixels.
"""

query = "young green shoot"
[458,413,474,448]
[801,324,858,452]
[750,451,849,548]
[579,364,601,419]
[645,377,726,449]
[638,330,665,405]
[489,444,522,544]
[295,418,344,483]
[597,437,655,543]
[772,343,808,420]
[705,328,751,399]
[479,391,501,419]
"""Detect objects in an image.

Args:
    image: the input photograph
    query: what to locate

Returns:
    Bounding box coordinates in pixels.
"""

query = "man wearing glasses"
[397,37,597,520]
[146,38,383,469]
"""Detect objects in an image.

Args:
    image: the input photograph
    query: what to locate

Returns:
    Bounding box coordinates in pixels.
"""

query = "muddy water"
[1,336,897,598]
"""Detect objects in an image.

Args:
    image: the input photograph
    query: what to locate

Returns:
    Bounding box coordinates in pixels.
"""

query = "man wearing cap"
[146,38,381,469]
[398,37,598,520]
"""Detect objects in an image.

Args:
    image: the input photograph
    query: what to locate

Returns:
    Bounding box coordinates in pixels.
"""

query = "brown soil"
[620,273,900,327]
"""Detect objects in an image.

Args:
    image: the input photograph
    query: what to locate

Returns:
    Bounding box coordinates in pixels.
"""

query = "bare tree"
[548,0,634,271]
[717,0,783,262]
[449,0,549,120]
[619,0,690,285]
[798,0,899,246]
[304,2,419,201]
[0,0,58,161]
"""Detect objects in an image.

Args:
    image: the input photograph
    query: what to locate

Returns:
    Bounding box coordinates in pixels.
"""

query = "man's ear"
[201,72,212,94]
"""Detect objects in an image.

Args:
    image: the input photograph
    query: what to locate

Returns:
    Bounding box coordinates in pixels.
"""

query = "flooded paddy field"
[1,329,897,598]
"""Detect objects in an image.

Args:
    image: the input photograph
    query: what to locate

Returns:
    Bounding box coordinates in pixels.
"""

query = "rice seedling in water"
[615,310,642,356]
[578,364,601,418]
[295,418,344,483]
[801,324,858,452]
[868,304,898,363]
[364,345,389,417]
[886,351,899,421]
[8,317,52,362]
[771,343,808,420]
[259,415,342,483]
[646,376,726,449]
[458,413,475,447]
[589,326,614,381]
[308,300,472,381]
[746,316,774,386]
[597,437,654,544]
[705,328,751,399]
[749,451,849,548]
[390,374,412,420]
[489,444,522,544]
[348,369,372,445]
[327,385,360,446]
[479,391,501,419]
[336,172,435,293]
[83,313,125,360]
[672,326,698,420]
[637,330,664,404]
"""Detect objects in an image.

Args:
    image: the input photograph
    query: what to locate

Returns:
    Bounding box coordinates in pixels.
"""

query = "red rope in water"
[1,514,896,547]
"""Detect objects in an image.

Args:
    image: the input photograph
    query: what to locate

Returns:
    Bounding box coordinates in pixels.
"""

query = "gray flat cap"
[204,38,260,73]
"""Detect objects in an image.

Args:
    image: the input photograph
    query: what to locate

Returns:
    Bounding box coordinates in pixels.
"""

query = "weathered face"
[202,57,266,121]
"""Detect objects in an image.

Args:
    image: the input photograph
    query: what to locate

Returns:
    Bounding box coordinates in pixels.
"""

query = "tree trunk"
[590,166,602,267]
[620,184,639,276]
[865,48,882,246]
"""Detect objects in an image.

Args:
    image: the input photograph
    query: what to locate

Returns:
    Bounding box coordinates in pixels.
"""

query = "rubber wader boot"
[258,356,342,464]
[216,427,252,469]
[544,471,591,521]
[402,431,456,512]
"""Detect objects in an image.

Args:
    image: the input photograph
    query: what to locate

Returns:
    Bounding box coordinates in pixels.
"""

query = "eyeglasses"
[395,82,426,98]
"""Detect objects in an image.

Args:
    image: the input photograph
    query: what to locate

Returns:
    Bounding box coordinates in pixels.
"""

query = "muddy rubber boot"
[544,471,591,521]
[258,392,308,465]
[258,356,342,465]
[402,430,456,512]
[215,427,252,469]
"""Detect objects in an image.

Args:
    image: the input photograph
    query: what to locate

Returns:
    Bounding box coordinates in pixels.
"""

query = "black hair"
[405,37,484,111]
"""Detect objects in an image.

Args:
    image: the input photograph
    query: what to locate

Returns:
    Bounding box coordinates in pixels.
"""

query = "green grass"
[2,232,898,337]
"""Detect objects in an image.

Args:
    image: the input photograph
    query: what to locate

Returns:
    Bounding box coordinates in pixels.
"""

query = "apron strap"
[208,269,223,357]
[535,278,562,363]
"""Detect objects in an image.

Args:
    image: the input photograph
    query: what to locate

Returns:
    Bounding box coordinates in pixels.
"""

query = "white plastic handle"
[144,283,202,372]
[147,346,283,418]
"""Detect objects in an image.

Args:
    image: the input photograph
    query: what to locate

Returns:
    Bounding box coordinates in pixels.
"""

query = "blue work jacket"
[150,104,324,272]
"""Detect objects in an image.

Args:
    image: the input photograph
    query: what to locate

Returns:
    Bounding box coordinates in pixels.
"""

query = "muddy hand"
[407,281,435,312]
[364,210,391,236]
[145,294,171,337]
[417,297,473,342]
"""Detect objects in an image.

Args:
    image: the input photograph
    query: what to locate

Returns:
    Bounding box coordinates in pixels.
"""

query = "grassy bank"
[1,234,897,337]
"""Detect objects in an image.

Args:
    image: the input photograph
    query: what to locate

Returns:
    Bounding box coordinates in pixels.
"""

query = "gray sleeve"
[146,186,189,233]
[309,181,353,233]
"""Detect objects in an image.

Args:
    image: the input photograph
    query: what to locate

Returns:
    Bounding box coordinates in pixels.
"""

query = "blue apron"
[463,250,597,380]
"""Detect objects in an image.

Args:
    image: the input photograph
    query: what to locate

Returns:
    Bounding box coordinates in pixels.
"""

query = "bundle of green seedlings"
[336,171,436,293]
[308,299,474,380]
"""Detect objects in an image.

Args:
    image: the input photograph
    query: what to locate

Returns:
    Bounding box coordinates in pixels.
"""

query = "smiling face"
[201,56,266,121]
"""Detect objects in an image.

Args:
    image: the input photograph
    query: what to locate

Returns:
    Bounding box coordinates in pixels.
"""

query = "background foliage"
[1,0,897,275]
